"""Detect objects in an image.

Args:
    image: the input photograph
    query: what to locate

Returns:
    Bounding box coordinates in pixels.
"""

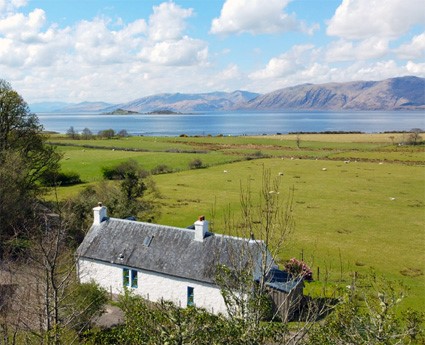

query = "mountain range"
[30,76,425,113]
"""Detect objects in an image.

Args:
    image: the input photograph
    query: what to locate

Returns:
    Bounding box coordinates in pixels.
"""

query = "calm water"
[37,111,425,136]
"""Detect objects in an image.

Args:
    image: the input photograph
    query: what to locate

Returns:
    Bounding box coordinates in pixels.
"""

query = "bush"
[151,164,173,175]
[284,258,313,281]
[118,129,129,137]
[188,158,203,169]
[64,282,108,332]
[102,159,148,180]
[40,170,82,186]
[98,129,115,139]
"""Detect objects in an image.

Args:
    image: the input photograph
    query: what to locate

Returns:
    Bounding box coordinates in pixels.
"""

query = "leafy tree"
[81,127,93,140]
[0,79,60,256]
[406,128,423,145]
[98,128,115,139]
[66,126,78,139]
[63,176,161,245]
[117,129,129,137]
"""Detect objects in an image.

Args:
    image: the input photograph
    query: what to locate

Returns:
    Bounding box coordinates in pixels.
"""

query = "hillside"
[107,90,259,113]
[30,76,425,113]
[243,76,425,111]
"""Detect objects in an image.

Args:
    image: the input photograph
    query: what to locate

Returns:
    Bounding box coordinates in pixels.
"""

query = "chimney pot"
[93,203,107,225]
[194,216,208,242]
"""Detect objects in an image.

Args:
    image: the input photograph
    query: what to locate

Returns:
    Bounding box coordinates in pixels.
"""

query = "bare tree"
[0,206,107,345]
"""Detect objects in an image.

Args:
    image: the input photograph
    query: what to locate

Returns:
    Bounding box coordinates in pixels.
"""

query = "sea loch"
[37,111,425,136]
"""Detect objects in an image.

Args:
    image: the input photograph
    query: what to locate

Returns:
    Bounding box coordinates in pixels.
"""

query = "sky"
[0,0,424,104]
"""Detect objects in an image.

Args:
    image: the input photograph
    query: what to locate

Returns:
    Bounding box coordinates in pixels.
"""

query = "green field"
[48,133,425,310]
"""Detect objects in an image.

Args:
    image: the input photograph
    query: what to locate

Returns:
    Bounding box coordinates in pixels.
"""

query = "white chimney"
[194,215,208,242]
[93,202,107,225]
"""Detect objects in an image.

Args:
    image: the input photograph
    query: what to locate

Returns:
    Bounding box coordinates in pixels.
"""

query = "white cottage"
[77,204,302,317]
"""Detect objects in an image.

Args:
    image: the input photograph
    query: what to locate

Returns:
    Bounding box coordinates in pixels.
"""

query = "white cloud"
[0,0,26,12]
[139,36,208,66]
[210,0,312,35]
[326,37,389,62]
[0,8,46,42]
[395,33,425,59]
[406,60,425,75]
[249,45,314,79]
[148,2,193,41]
[327,0,425,40]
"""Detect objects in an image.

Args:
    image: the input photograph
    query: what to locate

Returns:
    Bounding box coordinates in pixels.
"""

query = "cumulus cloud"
[326,37,389,62]
[395,33,425,60]
[138,2,208,66]
[0,8,46,42]
[0,0,27,12]
[148,1,193,41]
[139,36,208,66]
[327,0,425,40]
[210,0,313,35]
[73,17,147,64]
[249,45,315,79]
[0,1,211,102]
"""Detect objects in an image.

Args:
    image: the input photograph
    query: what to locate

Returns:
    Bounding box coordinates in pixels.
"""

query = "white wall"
[78,258,228,315]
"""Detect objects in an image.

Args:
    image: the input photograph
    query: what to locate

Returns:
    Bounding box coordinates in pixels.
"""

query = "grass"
[153,158,425,310]
[47,133,425,310]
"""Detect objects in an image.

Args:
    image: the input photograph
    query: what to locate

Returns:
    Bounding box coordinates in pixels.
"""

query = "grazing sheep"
[278,172,284,176]
[322,168,327,171]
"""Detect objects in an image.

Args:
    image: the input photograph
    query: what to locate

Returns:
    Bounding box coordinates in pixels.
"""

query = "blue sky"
[1,0,424,103]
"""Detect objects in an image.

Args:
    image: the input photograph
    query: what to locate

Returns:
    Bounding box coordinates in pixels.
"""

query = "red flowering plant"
[284,258,313,281]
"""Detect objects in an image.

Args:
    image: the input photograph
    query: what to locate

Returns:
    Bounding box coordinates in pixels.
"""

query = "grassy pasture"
[154,158,424,310]
[48,133,425,310]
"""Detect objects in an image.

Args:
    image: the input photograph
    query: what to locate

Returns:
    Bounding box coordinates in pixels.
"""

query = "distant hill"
[30,77,424,113]
[29,102,70,112]
[106,90,260,113]
[243,76,425,111]
[58,102,114,113]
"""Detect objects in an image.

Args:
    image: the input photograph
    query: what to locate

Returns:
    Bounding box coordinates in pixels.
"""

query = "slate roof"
[77,217,299,292]
[266,267,302,293]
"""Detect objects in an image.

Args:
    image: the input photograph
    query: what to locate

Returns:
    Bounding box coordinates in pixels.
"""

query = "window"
[123,268,130,286]
[187,286,194,307]
[131,270,138,288]
[123,268,138,288]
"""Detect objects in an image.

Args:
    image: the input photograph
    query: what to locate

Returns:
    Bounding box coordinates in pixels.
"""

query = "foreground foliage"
[0,80,60,257]
[307,273,425,345]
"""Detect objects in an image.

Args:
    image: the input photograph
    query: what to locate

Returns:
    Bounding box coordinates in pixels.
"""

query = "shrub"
[102,159,148,180]
[188,158,203,169]
[118,129,129,137]
[284,258,313,281]
[40,170,82,186]
[151,164,173,175]
[98,128,115,139]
